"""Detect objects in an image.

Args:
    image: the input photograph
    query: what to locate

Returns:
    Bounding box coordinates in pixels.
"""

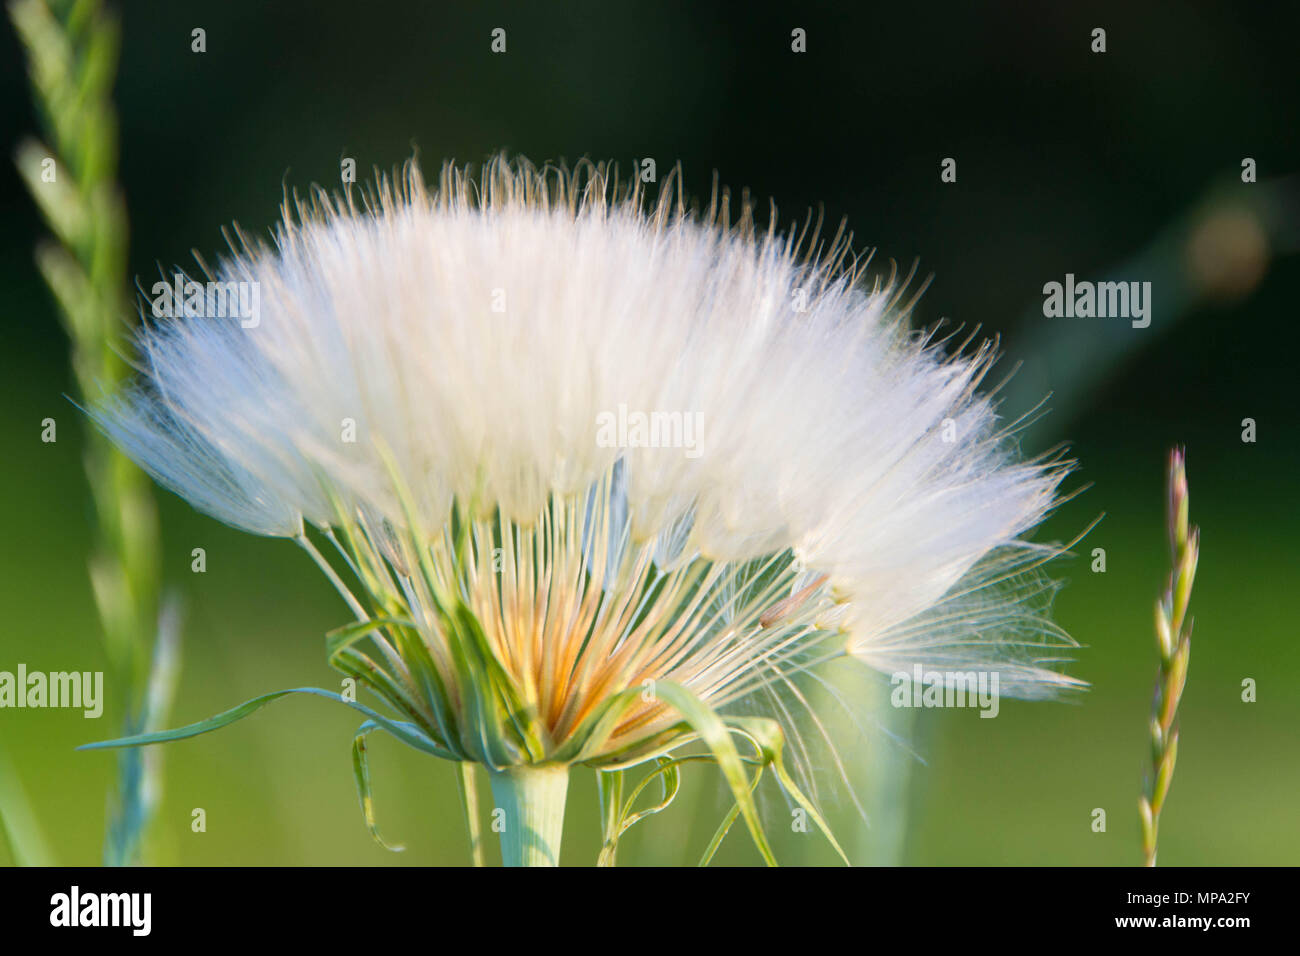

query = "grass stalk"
[1140,447,1198,866]
[10,0,175,865]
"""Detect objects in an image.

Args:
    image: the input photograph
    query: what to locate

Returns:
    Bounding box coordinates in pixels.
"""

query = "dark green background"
[2,1,1297,865]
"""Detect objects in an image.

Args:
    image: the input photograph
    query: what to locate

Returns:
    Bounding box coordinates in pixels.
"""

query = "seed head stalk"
[488,765,570,867]
[1140,447,1198,867]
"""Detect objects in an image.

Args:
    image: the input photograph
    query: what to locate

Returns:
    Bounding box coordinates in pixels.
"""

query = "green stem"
[595,768,624,867]
[488,765,569,867]
[457,762,486,867]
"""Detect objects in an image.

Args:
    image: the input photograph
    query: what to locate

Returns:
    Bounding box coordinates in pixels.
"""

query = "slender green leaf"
[651,682,777,866]
[325,616,415,658]
[699,764,764,867]
[725,715,851,865]
[78,686,459,760]
[454,603,548,760]
[352,722,404,851]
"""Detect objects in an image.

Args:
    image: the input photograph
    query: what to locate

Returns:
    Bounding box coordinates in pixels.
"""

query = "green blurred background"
[2,1,1297,865]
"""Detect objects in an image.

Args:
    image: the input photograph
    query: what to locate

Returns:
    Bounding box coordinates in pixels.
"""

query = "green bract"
[85,473,849,866]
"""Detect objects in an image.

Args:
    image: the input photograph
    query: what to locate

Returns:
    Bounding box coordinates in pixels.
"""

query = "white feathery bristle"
[95,155,1080,717]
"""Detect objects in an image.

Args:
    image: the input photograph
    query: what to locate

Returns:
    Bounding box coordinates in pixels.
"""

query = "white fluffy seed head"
[96,155,1082,734]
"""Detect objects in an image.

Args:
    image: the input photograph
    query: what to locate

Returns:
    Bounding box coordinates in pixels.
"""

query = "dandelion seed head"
[95,155,1080,769]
